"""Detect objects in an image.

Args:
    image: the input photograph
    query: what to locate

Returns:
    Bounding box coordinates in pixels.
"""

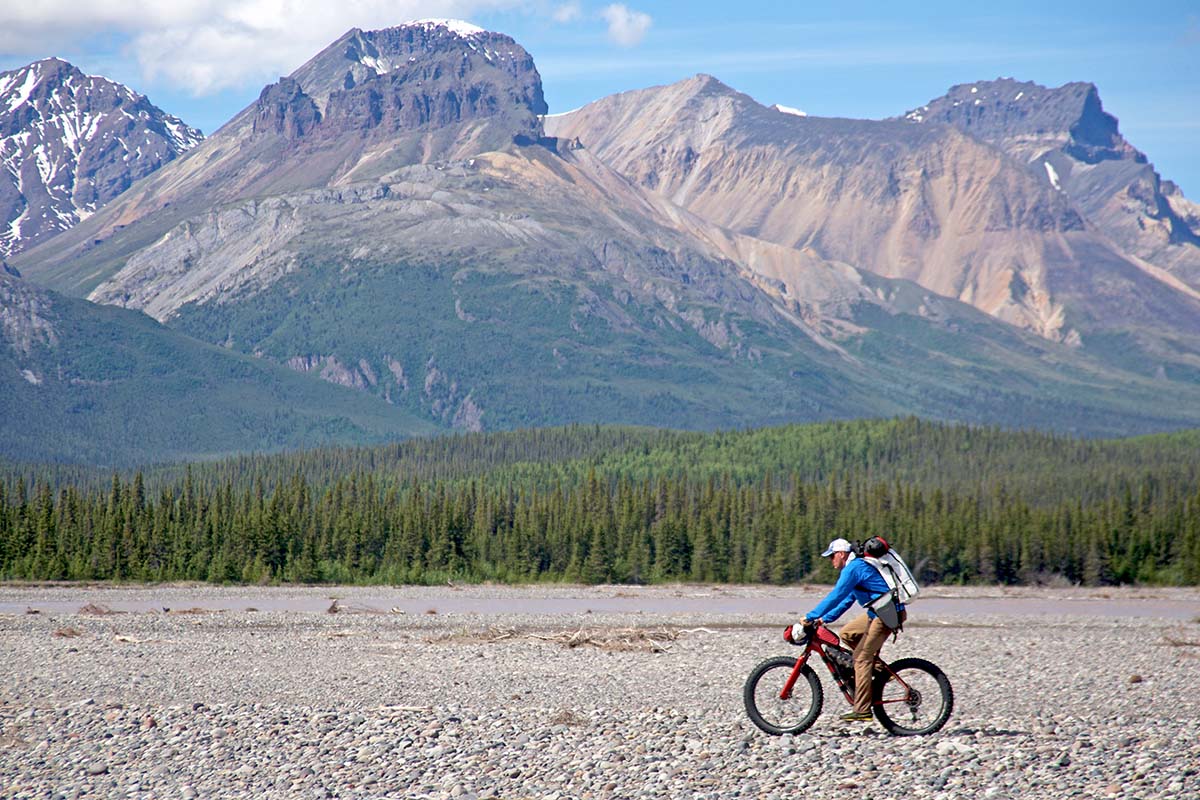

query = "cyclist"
[785,537,906,721]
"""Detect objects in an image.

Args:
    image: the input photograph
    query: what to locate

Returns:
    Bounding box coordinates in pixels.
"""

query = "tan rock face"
[88,198,305,319]
[83,141,871,348]
[544,76,1087,342]
[546,75,1200,355]
[901,77,1200,293]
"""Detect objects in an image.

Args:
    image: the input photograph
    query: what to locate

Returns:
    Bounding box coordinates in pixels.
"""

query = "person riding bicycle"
[786,537,906,722]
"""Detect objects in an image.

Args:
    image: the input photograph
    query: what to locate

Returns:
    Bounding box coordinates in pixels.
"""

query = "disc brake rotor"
[905,688,923,718]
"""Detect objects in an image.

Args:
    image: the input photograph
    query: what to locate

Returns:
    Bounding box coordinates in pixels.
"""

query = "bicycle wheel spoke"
[752,663,809,728]
[744,656,823,735]
[873,657,953,736]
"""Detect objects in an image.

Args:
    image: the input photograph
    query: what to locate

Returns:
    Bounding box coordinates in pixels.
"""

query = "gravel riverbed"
[2,584,1198,799]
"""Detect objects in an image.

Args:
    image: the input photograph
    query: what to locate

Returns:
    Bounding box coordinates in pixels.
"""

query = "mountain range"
[544,76,1200,379]
[4,20,1200,464]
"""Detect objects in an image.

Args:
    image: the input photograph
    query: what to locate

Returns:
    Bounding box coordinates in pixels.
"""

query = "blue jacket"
[805,557,901,624]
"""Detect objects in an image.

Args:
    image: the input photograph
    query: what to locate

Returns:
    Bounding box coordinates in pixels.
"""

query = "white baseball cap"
[821,538,853,558]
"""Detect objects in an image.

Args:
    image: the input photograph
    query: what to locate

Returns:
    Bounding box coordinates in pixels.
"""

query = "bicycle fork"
[779,651,811,700]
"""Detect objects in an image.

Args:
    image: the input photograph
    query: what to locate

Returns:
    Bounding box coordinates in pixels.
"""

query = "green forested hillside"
[0,275,437,465]
[2,419,1198,586]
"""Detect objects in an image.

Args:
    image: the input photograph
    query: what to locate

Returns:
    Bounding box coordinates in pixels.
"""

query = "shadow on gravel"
[773,726,1031,739]
[944,727,1030,737]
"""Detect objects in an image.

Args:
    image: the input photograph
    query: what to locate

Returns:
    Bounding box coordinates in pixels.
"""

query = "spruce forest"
[2,419,1198,586]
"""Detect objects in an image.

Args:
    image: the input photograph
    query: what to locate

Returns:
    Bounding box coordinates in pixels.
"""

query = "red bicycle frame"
[779,622,910,709]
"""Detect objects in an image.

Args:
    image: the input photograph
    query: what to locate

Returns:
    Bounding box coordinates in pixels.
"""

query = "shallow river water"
[2,583,1196,620]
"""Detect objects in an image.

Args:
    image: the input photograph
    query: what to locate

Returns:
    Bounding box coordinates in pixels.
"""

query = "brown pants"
[839,610,906,714]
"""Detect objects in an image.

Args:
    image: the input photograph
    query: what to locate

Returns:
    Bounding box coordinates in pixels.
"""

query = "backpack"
[861,536,921,604]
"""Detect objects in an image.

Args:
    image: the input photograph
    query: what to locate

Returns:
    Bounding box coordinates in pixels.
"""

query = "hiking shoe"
[839,711,874,722]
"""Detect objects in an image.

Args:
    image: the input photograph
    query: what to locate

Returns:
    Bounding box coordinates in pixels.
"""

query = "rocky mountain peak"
[2,57,80,105]
[665,74,751,110]
[680,73,733,94]
[2,57,202,154]
[902,77,1134,163]
[289,21,547,115]
[240,20,547,158]
[902,77,1200,290]
[0,57,202,256]
[252,77,321,139]
[3,57,71,99]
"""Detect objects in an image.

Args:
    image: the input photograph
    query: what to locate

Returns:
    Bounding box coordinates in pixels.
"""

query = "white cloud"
[601,4,651,47]
[552,2,582,24]
[0,1,524,94]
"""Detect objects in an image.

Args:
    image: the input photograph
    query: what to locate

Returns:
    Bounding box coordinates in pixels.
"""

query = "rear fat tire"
[743,655,823,735]
[872,656,953,736]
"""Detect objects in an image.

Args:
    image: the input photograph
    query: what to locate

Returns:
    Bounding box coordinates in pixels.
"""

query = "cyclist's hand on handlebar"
[785,619,818,644]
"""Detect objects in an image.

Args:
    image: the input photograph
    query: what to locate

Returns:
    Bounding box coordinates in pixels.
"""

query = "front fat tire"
[743,655,823,736]
[872,656,954,736]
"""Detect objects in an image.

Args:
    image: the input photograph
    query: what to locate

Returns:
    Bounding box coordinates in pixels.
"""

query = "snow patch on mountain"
[3,67,38,112]
[409,19,487,37]
[904,105,929,123]
[1044,161,1061,191]
[771,104,807,117]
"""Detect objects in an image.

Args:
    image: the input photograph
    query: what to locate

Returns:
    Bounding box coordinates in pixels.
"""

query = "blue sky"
[2,1,1197,193]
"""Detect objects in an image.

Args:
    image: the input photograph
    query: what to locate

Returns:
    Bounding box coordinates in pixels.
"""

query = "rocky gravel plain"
[2,584,1198,799]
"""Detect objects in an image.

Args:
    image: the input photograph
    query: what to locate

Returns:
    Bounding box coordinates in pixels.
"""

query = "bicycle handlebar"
[785,619,825,646]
